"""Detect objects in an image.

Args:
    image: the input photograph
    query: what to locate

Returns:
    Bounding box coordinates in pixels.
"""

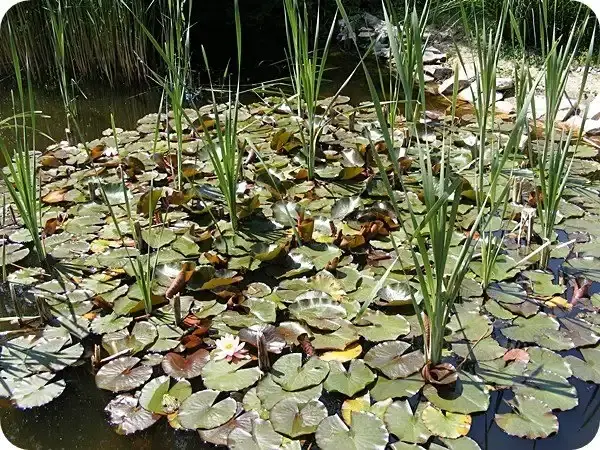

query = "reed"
[526,1,593,268]
[0,25,46,263]
[0,0,156,84]
[198,0,244,231]
[283,0,336,180]
[335,0,541,368]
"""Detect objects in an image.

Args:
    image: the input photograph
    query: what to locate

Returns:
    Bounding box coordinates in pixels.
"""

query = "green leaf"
[384,400,431,444]
[228,418,287,450]
[202,359,262,391]
[91,313,132,335]
[422,372,489,414]
[355,311,410,342]
[272,354,330,391]
[271,399,328,437]
[324,360,376,396]
[141,227,176,248]
[364,341,425,379]
[421,404,471,439]
[178,389,237,430]
[11,374,66,408]
[255,374,322,410]
[370,373,425,402]
[315,412,389,450]
[566,347,600,383]
[495,396,558,439]
[501,313,574,351]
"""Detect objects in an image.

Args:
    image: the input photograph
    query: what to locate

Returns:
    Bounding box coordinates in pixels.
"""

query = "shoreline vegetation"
[0,0,600,449]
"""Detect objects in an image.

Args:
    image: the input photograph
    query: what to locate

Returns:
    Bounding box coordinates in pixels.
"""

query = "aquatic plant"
[196,0,244,231]
[526,1,594,268]
[0,0,155,84]
[381,0,429,139]
[283,0,336,180]
[0,26,46,263]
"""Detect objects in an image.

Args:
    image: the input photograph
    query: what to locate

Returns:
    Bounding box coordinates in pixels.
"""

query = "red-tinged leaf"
[161,349,210,379]
[503,348,530,363]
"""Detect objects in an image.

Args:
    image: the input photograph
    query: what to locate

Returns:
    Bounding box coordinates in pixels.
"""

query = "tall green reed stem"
[283,0,336,180]
[335,0,541,367]
[0,25,46,263]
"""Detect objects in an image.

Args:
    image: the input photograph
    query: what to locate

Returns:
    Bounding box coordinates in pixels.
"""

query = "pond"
[1,45,600,450]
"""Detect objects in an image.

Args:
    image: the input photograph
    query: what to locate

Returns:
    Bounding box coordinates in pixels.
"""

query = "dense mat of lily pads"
[2,94,600,449]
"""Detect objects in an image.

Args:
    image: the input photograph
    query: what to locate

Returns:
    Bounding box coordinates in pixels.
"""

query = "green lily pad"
[272,354,329,391]
[91,313,132,335]
[421,404,471,439]
[271,398,328,437]
[452,339,505,362]
[102,321,158,356]
[364,341,425,379]
[513,370,578,411]
[384,400,431,444]
[141,228,177,248]
[255,374,322,410]
[139,375,192,414]
[324,360,376,396]
[566,347,600,383]
[201,358,262,391]
[312,321,359,350]
[331,197,362,220]
[289,296,347,330]
[228,418,295,450]
[10,373,66,409]
[495,396,558,439]
[522,270,564,297]
[315,412,389,450]
[199,411,259,447]
[422,372,489,414]
[355,311,410,342]
[178,389,237,430]
[526,347,572,378]
[501,313,574,351]
[0,244,30,266]
[370,373,425,401]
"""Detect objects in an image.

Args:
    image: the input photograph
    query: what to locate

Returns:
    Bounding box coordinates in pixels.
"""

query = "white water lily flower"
[103,147,119,157]
[214,333,248,362]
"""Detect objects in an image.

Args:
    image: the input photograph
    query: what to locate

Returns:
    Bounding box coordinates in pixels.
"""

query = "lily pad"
[178,389,237,430]
[495,396,558,439]
[501,313,574,351]
[95,357,153,392]
[272,354,329,392]
[355,311,410,342]
[315,412,389,450]
[566,347,600,383]
[370,373,425,401]
[270,398,328,437]
[422,372,489,414]
[105,393,160,435]
[201,359,262,391]
[421,404,471,439]
[324,360,376,396]
[384,400,431,444]
[161,349,210,379]
[364,341,425,379]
